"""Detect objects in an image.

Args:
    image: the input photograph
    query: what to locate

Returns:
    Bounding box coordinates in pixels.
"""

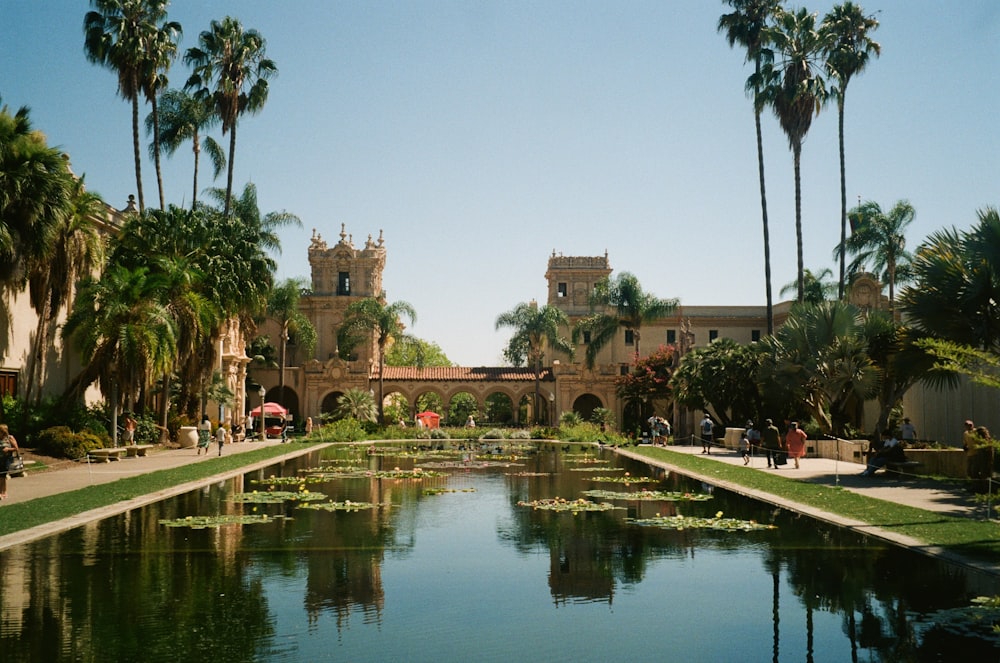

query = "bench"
[88,448,128,462]
[884,460,922,478]
[125,444,155,457]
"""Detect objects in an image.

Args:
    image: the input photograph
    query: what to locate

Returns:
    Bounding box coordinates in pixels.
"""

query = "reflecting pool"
[1,443,998,662]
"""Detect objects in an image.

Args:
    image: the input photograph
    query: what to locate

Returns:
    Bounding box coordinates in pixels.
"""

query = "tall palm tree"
[572,272,678,368]
[763,7,828,304]
[839,199,915,310]
[25,178,106,404]
[267,277,317,411]
[184,17,277,217]
[338,296,417,424]
[718,0,784,335]
[147,89,225,207]
[495,301,574,425]
[140,18,182,211]
[84,0,173,213]
[822,3,880,299]
[779,266,836,305]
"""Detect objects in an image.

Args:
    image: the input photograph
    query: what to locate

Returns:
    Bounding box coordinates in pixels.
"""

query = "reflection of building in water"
[549,539,616,605]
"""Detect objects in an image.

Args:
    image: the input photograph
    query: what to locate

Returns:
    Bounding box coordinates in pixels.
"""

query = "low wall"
[811,438,868,465]
[809,438,967,478]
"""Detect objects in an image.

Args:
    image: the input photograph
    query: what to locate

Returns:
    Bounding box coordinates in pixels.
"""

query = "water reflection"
[1,443,997,662]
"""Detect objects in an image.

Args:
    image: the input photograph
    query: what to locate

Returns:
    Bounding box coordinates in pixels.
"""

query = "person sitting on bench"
[860,430,904,477]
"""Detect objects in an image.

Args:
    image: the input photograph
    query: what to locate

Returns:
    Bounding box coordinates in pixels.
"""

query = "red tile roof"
[376,366,552,382]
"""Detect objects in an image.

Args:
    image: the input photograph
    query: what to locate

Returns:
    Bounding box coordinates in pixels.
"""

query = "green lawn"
[630,446,1000,564]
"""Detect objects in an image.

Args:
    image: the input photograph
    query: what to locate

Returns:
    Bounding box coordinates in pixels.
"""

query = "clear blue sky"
[2,1,998,366]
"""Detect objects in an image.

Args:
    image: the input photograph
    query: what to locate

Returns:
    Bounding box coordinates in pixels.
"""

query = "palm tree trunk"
[837,96,848,300]
[152,94,165,211]
[278,327,287,410]
[191,130,200,208]
[533,355,541,426]
[131,95,145,213]
[377,346,386,424]
[793,142,805,304]
[224,125,236,217]
[756,106,774,335]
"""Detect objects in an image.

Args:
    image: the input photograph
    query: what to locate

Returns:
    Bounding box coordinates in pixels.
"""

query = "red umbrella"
[416,411,441,429]
[250,402,288,417]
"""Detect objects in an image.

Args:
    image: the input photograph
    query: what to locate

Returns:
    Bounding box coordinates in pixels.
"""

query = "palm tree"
[779,267,836,305]
[495,301,574,425]
[838,199,915,310]
[763,7,828,304]
[338,296,417,424]
[822,3,880,299]
[184,17,277,217]
[334,388,378,424]
[572,272,678,368]
[147,89,225,207]
[267,278,317,411]
[84,0,174,213]
[718,0,784,335]
[139,18,182,210]
[25,178,106,404]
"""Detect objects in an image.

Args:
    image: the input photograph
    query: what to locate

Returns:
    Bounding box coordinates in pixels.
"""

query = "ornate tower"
[544,250,612,318]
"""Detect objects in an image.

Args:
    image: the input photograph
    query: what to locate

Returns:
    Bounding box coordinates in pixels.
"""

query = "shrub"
[316,418,368,442]
[481,428,505,440]
[559,411,582,427]
[509,429,531,440]
[35,426,104,459]
[558,422,628,445]
[430,428,450,440]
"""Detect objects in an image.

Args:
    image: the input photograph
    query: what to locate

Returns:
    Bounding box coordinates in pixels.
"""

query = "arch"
[320,391,343,415]
[446,391,480,426]
[572,393,603,423]
[484,392,514,425]
[266,386,299,420]
[382,390,412,427]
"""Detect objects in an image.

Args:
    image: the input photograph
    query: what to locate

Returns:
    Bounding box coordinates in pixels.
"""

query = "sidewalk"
[621,441,983,519]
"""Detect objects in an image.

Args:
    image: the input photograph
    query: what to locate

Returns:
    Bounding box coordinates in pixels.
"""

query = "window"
[337,272,351,296]
[709,330,718,341]
[667,330,676,344]
[557,282,567,297]
[751,329,761,342]
[582,331,591,344]
[0,371,16,398]
[620,365,630,376]
[624,330,634,346]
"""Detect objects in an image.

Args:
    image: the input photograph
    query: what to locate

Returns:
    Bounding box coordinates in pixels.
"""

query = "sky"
[2,1,998,366]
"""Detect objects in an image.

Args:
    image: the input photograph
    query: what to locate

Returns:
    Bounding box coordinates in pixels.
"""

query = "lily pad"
[581,489,713,502]
[629,513,776,532]
[229,490,327,503]
[298,500,387,512]
[586,475,657,484]
[159,514,287,529]
[517,498,622,513]
[424,487,477,494]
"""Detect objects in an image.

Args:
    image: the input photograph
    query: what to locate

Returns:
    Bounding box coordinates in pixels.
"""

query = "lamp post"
[549,392,556,427]
[258,385,266,441]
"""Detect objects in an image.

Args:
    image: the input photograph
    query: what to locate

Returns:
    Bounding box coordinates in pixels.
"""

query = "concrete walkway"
[0,440,324,551]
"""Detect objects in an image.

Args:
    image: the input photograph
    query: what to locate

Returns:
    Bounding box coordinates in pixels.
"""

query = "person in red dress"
[785,421,807,469]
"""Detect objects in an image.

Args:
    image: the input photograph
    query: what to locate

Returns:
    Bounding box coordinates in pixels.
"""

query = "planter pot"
[178,426,198,449]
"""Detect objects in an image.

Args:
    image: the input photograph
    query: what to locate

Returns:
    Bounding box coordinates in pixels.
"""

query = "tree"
[84,0,175,213]
[670,338,763,429]
[822,3,880,299]
[572,272,678,367]
[147,88,225,207]
[616,344,677,420]
[267,278,317,411]
[763,7,828,303]
[334,388,378,424]
[719,0,784,334]
[185,17,277,217]
[385,337,450,367]
[139,15,181,210]
[838,199,915,310]
[495,301,574,425]
[26,178,106,404]
[780,267,836,305]
[338,296,418,424]
[900,207,1000,353]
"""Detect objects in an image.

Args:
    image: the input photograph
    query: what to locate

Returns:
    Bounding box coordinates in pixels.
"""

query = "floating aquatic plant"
[504,472,551,477]
[517,498,622,513]
[159,514,288,529]
[424,487,477,494]
[417,460,524,469]
[581,489,713,502]
[298,500,386,512]
[229,490,327,503]
[586,475,656,484]
[569,466,623,472]
[629,513,775,532]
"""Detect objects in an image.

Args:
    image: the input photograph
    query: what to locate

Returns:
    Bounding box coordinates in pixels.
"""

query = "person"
[465,415,476,428]
[899,417,916,442]
[244,413,254,440]
[860,430,904,476]
[700,413,714,454]
[124,414,137,445]
[197,413,211,455]
[232,419,244,443]
[216,423,227,456]
[738,431,750,465]
[305,416,313,436]
[0,424,19,499]
[962,419,990,488]
[785,421,807,469]
[761,418,781,469]
[745,420,761,459]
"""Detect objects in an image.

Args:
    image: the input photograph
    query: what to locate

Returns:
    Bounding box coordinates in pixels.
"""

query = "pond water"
[1,443,998,662]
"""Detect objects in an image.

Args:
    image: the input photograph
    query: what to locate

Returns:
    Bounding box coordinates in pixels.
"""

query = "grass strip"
[0,443,324,538]
[630,446,1000,563]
